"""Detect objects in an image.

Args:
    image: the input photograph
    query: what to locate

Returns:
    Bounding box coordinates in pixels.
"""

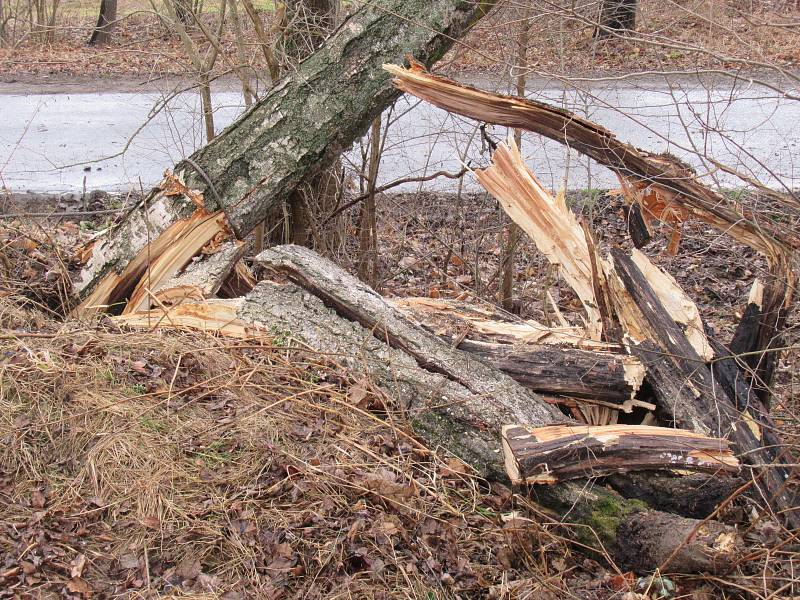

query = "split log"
[386,67,797,528]
[72,0,496,313]
[609,248,800,529]
[456,338,644,403]
[114,248,742,573]
[502,424,739,484]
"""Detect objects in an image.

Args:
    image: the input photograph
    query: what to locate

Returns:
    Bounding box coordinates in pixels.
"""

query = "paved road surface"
[2,75,799,195]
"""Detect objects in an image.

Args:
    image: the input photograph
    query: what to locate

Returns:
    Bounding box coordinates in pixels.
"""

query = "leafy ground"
[1,188,799,598]
[2,1,799,82]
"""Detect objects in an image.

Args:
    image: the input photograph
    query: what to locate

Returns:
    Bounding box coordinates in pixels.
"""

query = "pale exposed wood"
[502,424,739,485]
[471,140,603,339]
[629,248,713,361]
[112,298,262,338]
[392,297,614,350]
[153,240,245,305]
[383,61,797,257]
[74,207,226,316]
[124,211,231,314]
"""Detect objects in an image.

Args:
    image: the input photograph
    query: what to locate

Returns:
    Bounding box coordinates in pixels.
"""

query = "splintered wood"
[502,424,740,484]
[383,61,797,257]
[472,141,603,339]
[386,62,798,528]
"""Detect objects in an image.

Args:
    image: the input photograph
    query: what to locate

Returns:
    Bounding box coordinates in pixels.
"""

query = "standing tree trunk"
[595,0,637,38]
[89,0,117,45]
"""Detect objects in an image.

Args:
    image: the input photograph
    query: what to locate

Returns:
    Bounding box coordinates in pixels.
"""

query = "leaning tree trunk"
[73,0,495,314]
[595,0,637,38]
[89,0,117,45]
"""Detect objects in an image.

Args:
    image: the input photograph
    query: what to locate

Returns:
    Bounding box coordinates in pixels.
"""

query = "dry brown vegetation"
[2,182,799,597]
[3,1,800,81]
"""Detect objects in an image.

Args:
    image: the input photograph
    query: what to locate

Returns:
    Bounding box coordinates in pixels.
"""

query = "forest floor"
[1,1,800,84]
[2,0,800,597]
[1,189,798,598]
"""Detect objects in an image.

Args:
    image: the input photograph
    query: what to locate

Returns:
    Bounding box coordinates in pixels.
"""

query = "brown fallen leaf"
[67,576,92,596]
[70,553,87,578]
[31,489,46,509]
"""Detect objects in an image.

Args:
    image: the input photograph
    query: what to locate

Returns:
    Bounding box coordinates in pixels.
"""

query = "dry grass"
[2,218,800,598]
[0,285,580,597]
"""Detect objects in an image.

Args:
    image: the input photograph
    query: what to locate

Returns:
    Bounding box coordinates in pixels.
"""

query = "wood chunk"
[502,424,739,485]
[153,240,245,305]
[456,338,644,403]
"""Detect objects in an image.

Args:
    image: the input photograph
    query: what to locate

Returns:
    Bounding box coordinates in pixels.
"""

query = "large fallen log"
[113,246,743,573]
[72,0,495,314]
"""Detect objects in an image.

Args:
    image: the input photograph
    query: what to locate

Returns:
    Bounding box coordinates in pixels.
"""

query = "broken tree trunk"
[388,65,798,528]
[385,62,796,407]
[384,62,798,256]
[114,245,742,573]
[502,424,739,484]
[455,339,644,403]
[608,248,800,529]
[73,0,495,314]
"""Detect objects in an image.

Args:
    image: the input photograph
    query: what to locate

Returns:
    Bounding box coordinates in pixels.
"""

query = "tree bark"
[89,0,117,46]
[595,0,637,38]
[114,245,743,573]
[73,0,496,313]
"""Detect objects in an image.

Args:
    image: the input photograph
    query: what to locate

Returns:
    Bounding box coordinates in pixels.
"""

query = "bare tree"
[89,0,118,46]
[595,0,637,38]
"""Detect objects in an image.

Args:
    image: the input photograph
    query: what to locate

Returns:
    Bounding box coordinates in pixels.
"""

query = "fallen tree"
[57,6,797,571]
[72,0,495,315]
[114,245,744,574]
[385,64,799,530]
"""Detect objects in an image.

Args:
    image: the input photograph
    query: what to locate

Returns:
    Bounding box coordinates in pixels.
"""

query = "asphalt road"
[2,75,799,195]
